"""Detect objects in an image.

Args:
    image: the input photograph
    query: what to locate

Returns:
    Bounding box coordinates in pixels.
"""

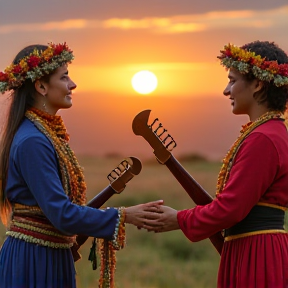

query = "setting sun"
[131,70,158,95]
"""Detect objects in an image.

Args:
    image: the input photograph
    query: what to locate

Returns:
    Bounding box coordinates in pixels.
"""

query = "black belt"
[224,205,285,238]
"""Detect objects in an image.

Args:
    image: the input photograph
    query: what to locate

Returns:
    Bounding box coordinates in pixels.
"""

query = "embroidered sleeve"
[111,207,126,249]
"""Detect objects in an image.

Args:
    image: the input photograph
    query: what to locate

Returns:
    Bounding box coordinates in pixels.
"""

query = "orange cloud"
[0,5,287,34]
[103,18,206,33]
[0,19,90,34]
[103,18,152,29]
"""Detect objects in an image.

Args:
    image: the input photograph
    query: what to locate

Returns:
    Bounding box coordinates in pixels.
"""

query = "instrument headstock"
[132,110,177,164]
[107,156,142,193]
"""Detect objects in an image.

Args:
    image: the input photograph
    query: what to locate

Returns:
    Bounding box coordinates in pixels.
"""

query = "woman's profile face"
[44,64,77,115]
[223,68,258,116]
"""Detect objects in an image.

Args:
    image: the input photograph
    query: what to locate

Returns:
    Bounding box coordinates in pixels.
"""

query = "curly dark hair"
[241,41,288,112]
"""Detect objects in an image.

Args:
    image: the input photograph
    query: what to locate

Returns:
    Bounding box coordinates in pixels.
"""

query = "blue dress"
[0,118,119,288]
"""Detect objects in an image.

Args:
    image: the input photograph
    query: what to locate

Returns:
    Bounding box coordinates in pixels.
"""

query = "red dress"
[177,119,288,288]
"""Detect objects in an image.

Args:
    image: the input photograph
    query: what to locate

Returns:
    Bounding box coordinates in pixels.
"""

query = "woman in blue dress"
[0,43,162,288]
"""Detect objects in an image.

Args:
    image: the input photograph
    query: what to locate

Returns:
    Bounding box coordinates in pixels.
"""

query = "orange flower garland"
[0,42,74,93]
[26,108,126,287]
[218,43,288,87]
[25,107,87,205]
[216,111,283,197]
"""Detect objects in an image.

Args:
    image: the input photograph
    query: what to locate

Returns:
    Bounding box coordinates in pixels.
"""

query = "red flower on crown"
[53,43,66,56]
[250,58,259,65]
[265,61,279,74]
[12,65,22,74]
[0,42,74,93]
[224,49,232,57]
[278,64,288,77]
[27,55,41,68]
[0,72,8,82]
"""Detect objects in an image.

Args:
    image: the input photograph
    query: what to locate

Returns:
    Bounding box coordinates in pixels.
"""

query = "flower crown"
[218,43,288,87]
[0,42,74,93]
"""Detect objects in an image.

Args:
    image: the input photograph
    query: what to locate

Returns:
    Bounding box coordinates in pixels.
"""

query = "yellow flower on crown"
[4,65,13,74]
[9,73,16,82]
[238,50,252,62]
[218,43,288,87]
[0,42,74,93]
[251,55,264,67]
[32,49,40,57]
[42,47,54,60]
[19,59,29,72]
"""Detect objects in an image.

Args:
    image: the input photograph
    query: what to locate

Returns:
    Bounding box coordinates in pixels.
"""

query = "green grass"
[0,155,223,288]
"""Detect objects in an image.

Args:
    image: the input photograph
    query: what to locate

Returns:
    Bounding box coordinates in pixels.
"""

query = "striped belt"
[6,203,75,249]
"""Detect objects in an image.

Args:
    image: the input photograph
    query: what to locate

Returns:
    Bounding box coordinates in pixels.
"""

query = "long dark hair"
[0,44,49,224]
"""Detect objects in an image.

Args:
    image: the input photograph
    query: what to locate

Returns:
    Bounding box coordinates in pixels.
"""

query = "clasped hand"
[124,200,179,233]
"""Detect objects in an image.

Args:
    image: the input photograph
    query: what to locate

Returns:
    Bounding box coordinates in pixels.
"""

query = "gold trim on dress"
[256,201,287,211]
[224,229,287,242]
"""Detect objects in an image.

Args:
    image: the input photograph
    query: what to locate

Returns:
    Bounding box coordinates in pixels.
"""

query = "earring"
[42,94,48,112]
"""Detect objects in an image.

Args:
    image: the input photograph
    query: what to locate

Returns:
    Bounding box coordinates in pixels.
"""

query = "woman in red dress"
[145,41,288,288]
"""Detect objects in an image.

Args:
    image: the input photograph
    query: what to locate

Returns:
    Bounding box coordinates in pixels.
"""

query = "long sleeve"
[177,131,280,242]
[7,129,118,239]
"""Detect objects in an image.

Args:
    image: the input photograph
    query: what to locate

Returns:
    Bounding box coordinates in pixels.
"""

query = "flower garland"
[97,207,126,288]
[0,42,74,93]
[26,108,126,287]
[216,111,284,197]
[25,107,87,205]
[218,43,288,87]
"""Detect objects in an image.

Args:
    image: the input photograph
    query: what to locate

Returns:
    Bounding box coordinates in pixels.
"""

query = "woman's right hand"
[124,200,164,228]
[143,205,180,232]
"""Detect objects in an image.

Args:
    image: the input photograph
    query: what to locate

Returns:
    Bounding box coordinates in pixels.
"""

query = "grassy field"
[0,155,223,288]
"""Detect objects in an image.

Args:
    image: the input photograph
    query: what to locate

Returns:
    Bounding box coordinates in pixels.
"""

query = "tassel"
[98,207,126,287]
[88,237,97,270]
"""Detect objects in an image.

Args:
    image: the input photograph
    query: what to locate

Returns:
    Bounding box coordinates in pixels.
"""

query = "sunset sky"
[1,0,288,161]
